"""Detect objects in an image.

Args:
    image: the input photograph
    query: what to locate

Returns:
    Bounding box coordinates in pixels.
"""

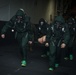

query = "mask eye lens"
[41,21,44,25]
[17,16,22,19]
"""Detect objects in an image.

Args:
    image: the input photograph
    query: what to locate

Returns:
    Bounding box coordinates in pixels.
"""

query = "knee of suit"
[21,43,28,49]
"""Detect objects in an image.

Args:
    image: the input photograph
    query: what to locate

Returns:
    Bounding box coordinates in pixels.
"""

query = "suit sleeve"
[1,17,14,34]
[25,17,33,41]
[46,25,52,43]
[63,23,70,44]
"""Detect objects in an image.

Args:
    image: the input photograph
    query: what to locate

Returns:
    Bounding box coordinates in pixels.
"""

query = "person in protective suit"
[1,8,33,67]
[36,18,49,57]
[45,15,70,71]
[64,14,76,60]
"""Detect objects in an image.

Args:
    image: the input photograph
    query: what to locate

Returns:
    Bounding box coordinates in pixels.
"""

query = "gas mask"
[17,16,23,23]
[55,21,62,29]
[40,21,44,25]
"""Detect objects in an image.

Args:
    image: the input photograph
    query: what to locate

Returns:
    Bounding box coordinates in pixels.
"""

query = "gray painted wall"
[0,0,56,24]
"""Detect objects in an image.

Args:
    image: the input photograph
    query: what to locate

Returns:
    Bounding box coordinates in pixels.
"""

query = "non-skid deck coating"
[0,43,76,75]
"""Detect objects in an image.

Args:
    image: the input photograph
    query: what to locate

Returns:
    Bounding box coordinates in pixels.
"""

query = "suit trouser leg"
[21,33,28,60]
[49,42,56,68]
[16,33,28,60]
[55,47,62,64]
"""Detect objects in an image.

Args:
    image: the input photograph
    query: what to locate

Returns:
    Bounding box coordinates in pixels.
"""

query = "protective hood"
[39,18,45,23]
[54,15,65,23]
[16,9,25,17]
